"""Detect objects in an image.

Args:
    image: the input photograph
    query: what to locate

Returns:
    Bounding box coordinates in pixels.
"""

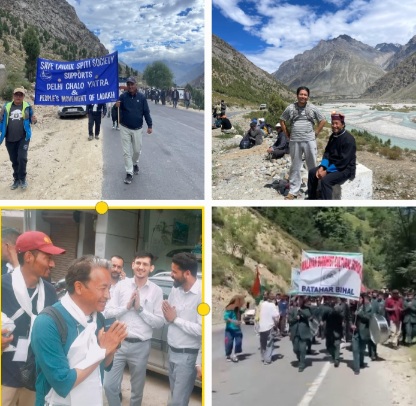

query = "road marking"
[298,361,331,406]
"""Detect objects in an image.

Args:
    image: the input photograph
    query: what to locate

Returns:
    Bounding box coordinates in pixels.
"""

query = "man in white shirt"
[103,252,164,406]
[162,252,201,406]
[258,292,280,365]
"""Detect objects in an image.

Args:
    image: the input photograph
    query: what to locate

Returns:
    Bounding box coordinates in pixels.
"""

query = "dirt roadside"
[0,100,102,200]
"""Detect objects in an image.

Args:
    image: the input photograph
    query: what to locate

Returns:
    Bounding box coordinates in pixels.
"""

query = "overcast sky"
[67,0,204,66]
[213,0,416,73]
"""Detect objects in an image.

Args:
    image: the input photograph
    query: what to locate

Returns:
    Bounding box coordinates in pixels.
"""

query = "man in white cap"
[1,231,65,406]
[0,87,37,190]
[267,123,289,159]
[115,77,152,185]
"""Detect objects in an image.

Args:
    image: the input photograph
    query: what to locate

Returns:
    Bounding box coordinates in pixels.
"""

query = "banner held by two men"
[35,51,119,105]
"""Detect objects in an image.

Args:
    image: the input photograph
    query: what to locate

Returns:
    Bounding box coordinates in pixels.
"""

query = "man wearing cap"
[1,231,65,406]
[116,77,152,185]
[240,120,263,149]
[267,123,289,159]
[0,87,37,190]
[307,111,356,200]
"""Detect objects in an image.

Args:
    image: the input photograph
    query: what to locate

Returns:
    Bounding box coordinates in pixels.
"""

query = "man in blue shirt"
[115,77,153,185]
[31,255,128,406]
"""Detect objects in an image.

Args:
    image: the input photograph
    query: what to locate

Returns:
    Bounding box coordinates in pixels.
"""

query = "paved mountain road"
[102,103,204,200]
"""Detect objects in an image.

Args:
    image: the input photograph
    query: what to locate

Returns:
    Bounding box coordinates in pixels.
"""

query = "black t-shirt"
[6,104,27,142]
[221,117,232,130]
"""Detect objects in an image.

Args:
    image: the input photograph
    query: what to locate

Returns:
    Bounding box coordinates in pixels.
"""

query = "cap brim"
[38,245,66,255]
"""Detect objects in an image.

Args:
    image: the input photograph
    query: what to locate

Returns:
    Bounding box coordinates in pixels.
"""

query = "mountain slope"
[273,35,387,98]
[212,34,293,106]
[385,35,416,70]
[362,51,416,101]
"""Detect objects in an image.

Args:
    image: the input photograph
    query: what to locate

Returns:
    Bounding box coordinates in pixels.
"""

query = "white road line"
[298,361,332,406]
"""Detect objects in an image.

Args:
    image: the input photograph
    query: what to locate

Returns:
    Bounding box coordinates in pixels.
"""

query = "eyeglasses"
[14,93,24,97]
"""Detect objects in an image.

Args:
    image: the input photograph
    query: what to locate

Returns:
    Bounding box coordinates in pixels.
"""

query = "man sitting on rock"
[220,114,235,134]
[240,120,263,149]
[267,123,289,159]
[307,112,356,200]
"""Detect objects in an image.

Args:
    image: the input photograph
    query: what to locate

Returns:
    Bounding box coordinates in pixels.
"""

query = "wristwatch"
[137,306,143,314]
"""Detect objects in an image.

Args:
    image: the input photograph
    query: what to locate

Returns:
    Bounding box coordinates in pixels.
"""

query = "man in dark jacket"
[267,123,288,159]
[116,77,152,184]
[307,111,356,200]
[86,103,107,141]
[351,293,373,375]
[321,298,344,367]
[240,121,263,149]
[288,296,312,372]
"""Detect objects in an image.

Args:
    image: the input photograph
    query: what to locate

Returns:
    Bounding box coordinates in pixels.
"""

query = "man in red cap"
[1,231,65,406]
[307,111,356,200]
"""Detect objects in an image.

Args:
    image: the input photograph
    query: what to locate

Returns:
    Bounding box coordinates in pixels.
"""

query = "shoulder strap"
[96,311,105,328]
[40,306,68,346]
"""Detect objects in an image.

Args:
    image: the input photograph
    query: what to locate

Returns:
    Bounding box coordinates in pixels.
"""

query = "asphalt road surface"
[103,369,202,406]
[213,324,399,406]
[101,103,204,200]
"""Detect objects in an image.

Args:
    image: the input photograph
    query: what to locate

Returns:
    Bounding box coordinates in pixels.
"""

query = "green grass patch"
[215,133,235,139]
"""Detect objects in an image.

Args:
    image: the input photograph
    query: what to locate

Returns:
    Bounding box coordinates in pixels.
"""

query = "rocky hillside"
[273,35,387,98]
[212,207,301,322]
[385,35,416,70]
[212,34,294,107]
[362,52,416,101]
[0,0,107,85]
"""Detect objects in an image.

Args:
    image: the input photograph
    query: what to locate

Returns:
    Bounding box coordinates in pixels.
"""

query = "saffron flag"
[299,250,363,300]
[35,52,119,105]
[251,268,261,298]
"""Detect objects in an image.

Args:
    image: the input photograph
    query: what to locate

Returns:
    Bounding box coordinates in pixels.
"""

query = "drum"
[309,318,320,337]
[369,314,389,344]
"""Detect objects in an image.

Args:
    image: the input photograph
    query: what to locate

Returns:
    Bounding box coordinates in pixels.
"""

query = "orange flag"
[251,267,261,297]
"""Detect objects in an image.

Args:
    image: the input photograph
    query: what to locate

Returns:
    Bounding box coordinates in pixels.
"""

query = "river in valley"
[320,103,416,150]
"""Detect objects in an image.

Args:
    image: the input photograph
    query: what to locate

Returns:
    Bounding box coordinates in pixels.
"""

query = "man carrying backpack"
[1,231,65,406]
[280,86,326,200]
[31,256,127,406]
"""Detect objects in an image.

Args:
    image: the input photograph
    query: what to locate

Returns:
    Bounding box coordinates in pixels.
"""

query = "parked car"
[52,278,67,299]
[243,308,256,325]
[58,105,87,118]
[147,276,202,388]
[259,103,267,110]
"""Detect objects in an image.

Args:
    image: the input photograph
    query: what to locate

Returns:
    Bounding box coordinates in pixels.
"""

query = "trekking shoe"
[20,179,28,189]
[133,165,139,175]
[334,360,340,368]
[226,356,232,362]
[116,126,120,130]
[230,355,239,363]
[112,124,115,129]
[10,179,19,190]
[95,135,99,140]
[354,370,360,375]
[88,135,93,141]
[263,361,271,365]
[124,174,133,184]
[298,367,304,372]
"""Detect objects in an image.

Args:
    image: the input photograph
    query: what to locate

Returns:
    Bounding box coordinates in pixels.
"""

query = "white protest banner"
[35,52,119,105]
[290,268,300,295]
[299,251,363,300]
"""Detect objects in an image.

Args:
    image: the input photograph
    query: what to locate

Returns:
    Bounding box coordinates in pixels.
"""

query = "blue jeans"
[225,329,243,356]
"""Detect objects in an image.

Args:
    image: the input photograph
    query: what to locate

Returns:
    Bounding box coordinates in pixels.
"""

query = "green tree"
[22,27,40,81]
[143,61,173,89]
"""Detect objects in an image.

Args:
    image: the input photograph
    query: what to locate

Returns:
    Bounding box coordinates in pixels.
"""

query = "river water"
[320,103,416,150]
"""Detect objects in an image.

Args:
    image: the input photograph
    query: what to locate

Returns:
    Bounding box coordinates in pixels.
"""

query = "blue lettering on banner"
[301,285,355,296]
[35,52,119,106]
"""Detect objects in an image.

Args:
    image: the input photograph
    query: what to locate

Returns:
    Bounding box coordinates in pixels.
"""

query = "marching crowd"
[1,229,202,406]
[223,288,416,374]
